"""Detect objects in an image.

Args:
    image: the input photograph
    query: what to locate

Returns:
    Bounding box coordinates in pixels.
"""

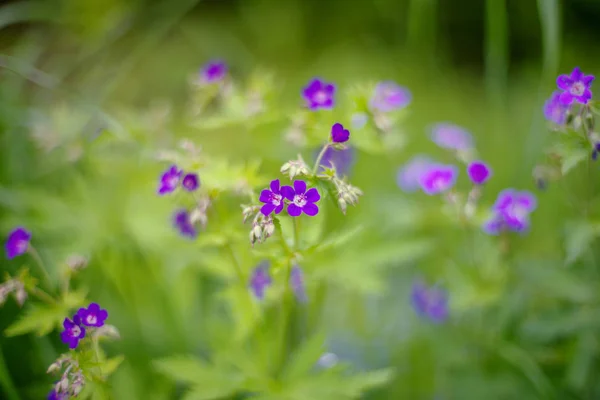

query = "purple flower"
[173,209,198,239]
[302,78,336,110]
[556,67,594,105]
[467,161,492,185]
[259,179,285,216]
[249,262,272,300]
[430,123,473,150]
[369,81,412,112]
[419,164,459,195]
[331,123,350,143]
[396,155,434,192]
[77,302,108,327]
[411,281,448,323]
[281,180,320,217]
[317,146,356,177]
[483,189,537,234]
[60,315,86,349]
[158,165,182,195]
[182,173,200,192]
[543,90,569,124]
[48,388,68,400]
[200,60,227,84]
[5,227,31,259]
[290,265,307,303]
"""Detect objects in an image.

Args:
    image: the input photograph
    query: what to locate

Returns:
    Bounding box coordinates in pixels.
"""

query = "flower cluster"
[411,281,448,323]
[5,226,31,259]
[248,262,307,303]
[157,165,200,195]
[483,189,537,235]
[61,303,108,349]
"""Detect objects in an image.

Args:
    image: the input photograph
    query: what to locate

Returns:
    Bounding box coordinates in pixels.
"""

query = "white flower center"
[71,326,81,337]
[314,91,327,104]
[168,176,179,186]
[293,194,307,207]
[16,241,27,253]
[571,82,585,96]
[86,315,97,325]
[507,204,527,221]
[271,194,282,206]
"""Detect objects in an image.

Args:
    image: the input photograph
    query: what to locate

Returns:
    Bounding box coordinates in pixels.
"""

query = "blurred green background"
[2,0,600,399]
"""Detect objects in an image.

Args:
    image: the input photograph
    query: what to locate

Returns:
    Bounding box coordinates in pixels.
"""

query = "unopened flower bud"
[14,286,27,307]
[263,221,275,239]
[47,361,62,374]
[66,255,88,272]
[586,113,595,131]
[338,197,347,215]
[573,115,582,130]
[373,112,392,132]
[93,324,121,340]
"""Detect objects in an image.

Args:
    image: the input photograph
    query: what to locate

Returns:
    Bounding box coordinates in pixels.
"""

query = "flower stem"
[225,243,244,283]
[27,246,52,289]
[292,217,300,251]
[312,144,330,175]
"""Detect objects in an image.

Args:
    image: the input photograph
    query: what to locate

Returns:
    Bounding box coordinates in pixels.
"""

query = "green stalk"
[312,144,330,175]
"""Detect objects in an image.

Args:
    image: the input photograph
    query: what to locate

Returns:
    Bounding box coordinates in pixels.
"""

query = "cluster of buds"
[189,196,211,231]
[0,279,27,307]
[280,155,310,180]
[65,254,88,272]
[332,177,363,215]
[242,205,275,246]
[48,356,85,397]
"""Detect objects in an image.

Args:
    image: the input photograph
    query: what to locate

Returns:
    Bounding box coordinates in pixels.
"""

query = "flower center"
[507,204,527,221]
[293,194,307,207]
[168,175,179,187]
[16,240,27,253]
[314,91,327,104]
[270,193,282,206]
[571,82,585,96]
[86,314,97,325]
[71,325,81,337]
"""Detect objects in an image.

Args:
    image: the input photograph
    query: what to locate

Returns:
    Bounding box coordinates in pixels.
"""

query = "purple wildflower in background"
[77,303,108,328]
[556,66,594,105]
[282,180,320,217]
[411,281,448,323]
[48,388,68,400]
[483,189,537,234]
[302,78,336,110]
[249,262,272,300]
[419,164,459,195]
[317,146,356,177]
[290,265,308,303]
[592,142,600,161]
[430,123,473,150]
[5,227,31,259]
[396,155,434,193]
[467,161,492,185]
[200,60,227,84]
[60,315,86,349]
[543,91,569,125]
[158,165,182,195]
[259,179,285,216]
[182,173,200,191]
[173,209,198,239]
[369,81,411,112]
[331,123,350,143]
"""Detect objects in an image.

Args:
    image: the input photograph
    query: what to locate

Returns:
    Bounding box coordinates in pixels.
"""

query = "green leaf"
[560,148,588,175]
[181,385,239,400]
[564,220,600,264]
[99,355,125,377]
[153,355,211,384]
[496,343,554,398]
[4,304,65,337]
[282,331,326,382]
[219,285,261,342]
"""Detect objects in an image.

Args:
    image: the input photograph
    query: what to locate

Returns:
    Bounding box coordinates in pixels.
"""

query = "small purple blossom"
[259,179,285,216]
[396,155,434,192]
[556,67,594,105]
[48,388,68,400]
[369,81,412,112]
[60,315,86,349]
[543,91,569,124]
[281,180,320,217]
[430,123,473,150]
[317,146,356,177]
[419,164,459,195]
[411,281,448,323]
[173,209,198,239]
[467,161,492,185]
[249,262,272,300]
[483,189,537,234]
[200,60,227,84]
[290,265,307,303]
[158,165,182,195]
[592,142,600,161]
[182,173,200,191]
[331,123,350,143]
[302,78,336,110]
[5,227,31,259]
[77,303,108,328]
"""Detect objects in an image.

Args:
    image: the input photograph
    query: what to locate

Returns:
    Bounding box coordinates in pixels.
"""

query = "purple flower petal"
[302,203,319,216]
[369,81,412,112]
[249,262,272,300]
[305,188,320,203]
[556,74,573,90]
[331,123,350,143]
[281,185,295,200]
[543,91,569,124]
[430,123,473,150]
[317,146,356,177]
[270,179,281,193]
[288,203,302,217]
[559,91,574,105]
[419,164,459,195]
[302,78,336,110]
[259,189,272,203]
[200,60,227,84]
[5,227,31,259]
[182,173,200,192]
[260,203,276,216]
[293,180,307,195]
[467,161,492,185]
[397,155,434,192]
[571,67,583,81]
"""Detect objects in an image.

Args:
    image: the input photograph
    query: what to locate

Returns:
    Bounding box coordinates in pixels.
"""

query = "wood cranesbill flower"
[182,173,200,192]
[173,209,198,239]
[418,164,459,195]
[396,155,434,193]
[200,60,227,84]
[76,303,108,328]
[60,315,86,349]
[556,67,594,105]
[5,227,31,259]
[259,179,285,216]
[429,123,473,151]
[369,81,411,112]
[411,281,448,323]
[543,90,569,125]
[483,189,537,234]
[249,262,272,300]
[281,180,320,217]
[302,78,336,110]
[330,122,350,143]
[467,161,492,185]
[157,165,182,195]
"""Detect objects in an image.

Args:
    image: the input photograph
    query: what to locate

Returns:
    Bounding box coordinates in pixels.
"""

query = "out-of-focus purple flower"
[48,388,68,400]
[430,123,473,150]
[369,81,411,112]
[182,173,200,192]
[281,180,320,217]
[411,281,448,323]
[77,303,108,328]
[543,90,569,124]
[396,155,434,192]
[158,165,182,195]
[173,209,198,239]
[259,179,285,216]
[556,67,594,105]
[418,164,459,195]
[5,227,31,259]
[467,161,492,185]
[592,142,600,161]
[317,146,356,177]
[60,315,86,349]
[200,60,227,84]
[331,123,350,143]
[290,265,307,303]
[249,262,272,300]
[302,78,336,110]
[351,112,368,129]
[483,189,537,234]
